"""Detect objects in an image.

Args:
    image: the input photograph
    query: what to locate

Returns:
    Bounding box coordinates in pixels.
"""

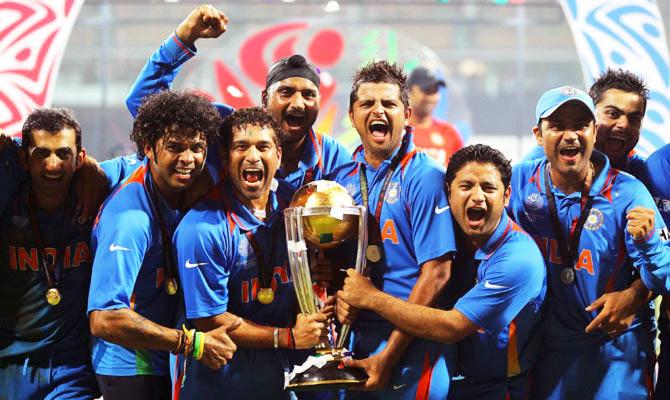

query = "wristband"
[193,331,205,360]
[273,328,279,349]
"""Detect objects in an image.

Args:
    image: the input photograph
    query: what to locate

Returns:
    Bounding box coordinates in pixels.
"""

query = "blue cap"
[535,86,595,123]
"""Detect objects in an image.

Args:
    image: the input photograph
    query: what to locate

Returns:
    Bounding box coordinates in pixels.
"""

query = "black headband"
[265,54,320,89]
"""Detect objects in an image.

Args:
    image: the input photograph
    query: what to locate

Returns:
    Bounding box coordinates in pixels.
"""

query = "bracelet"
[273,328,279,349]
[193,331,205,360]
[173,329,185,354]
[182,325,195,355]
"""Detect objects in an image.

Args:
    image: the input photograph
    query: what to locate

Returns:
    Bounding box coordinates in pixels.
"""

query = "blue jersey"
[453,212,546,381]
[328,131,457,399]
[0,185,93,358]
[128,34,350,193]
[100,153,143,190]
[172,180,295,399]
[508,152,670,346]
[88,160,182,376]
[0,138,26,215]
[646,143,670,227]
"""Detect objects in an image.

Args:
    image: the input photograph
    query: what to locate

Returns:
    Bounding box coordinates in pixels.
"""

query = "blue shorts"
[344,322,455,400]
[448,372,531,400]
[0,353,99,400]
[531,327,654,400]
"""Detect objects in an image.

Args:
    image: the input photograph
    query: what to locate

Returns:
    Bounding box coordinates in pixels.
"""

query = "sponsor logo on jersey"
[584,208,604,231]
[385,181,400,204]
[109,243,131,252]
[435,205,450,215]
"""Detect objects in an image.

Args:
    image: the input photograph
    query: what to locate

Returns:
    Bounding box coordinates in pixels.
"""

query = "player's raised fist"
[176,5,229,48]
[200,316,241,369]
[626,206,655,241]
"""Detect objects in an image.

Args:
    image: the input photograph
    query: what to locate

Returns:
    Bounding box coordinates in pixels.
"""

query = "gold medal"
[46,288,61,306]
[366,245,383,263]
[258,288,274,304]
[165,278,178,296]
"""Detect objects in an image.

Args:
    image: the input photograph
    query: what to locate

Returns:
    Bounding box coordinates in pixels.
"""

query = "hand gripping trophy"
[284,180,368,391]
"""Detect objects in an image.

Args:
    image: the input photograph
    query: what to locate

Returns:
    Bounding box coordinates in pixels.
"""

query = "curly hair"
[349,60,409,111]
[131,90,221,159]
[21,107,82,151]
[220,107,282,151]
[589,69,649,112]
[446,144,512,190]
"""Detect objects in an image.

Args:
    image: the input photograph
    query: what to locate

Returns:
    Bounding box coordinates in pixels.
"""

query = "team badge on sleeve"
[524,193,544,211]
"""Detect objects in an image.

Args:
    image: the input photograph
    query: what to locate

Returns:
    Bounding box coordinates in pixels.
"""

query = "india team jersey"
[172,180,295,398]
[453,212,546,381]
[646,143,670,227]
[508,152,670,346]
[88,160,181,376]
[275,128,352,193]
[0,185,93,358]
[100,153,143,190]
[327,131,456,398]
[127,34,351,194]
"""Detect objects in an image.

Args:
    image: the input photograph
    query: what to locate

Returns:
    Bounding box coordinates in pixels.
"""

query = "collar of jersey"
[352,130,416,171]
[474,212,510,261]
[539,150,611,198]
[220,179,282,231]
[277,129,321,180]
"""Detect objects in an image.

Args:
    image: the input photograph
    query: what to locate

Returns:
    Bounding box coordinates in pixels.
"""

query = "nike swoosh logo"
[393,383,407,390]
[109,244,131,252]
[484,280,508,290]
[185,260,208,269]
[435,205,450,214]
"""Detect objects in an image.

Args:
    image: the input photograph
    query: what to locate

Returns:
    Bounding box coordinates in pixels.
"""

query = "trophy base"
[287,352,367,392]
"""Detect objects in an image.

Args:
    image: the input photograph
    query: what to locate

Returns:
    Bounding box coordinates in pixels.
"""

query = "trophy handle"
[336,205,368,350]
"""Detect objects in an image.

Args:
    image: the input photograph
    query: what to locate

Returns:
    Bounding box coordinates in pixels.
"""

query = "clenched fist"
[176,5,229,48]
[626,206,655,241]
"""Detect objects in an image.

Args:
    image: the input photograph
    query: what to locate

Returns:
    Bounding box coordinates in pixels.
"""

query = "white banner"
[0,0,85,135]
[558,0,670,155]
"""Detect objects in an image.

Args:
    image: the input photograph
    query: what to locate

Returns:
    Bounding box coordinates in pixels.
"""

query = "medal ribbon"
[146,177,178,291]
[244,231,273,291]
[543,163,595,278]
[27,187,73,292]
[359,132,411,245]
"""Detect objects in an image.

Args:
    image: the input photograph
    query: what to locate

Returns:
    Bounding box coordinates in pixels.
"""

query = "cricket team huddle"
[3,4,670,400]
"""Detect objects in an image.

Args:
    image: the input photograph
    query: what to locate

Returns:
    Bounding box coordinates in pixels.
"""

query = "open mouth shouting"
[369,120,389,144]
[558,145,581,163]
[284,111,306,133]
[241,167,265,191]
[466,206,487,229]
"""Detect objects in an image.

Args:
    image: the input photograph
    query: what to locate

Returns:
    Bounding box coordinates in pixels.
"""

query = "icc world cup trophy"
[284,180,368,391]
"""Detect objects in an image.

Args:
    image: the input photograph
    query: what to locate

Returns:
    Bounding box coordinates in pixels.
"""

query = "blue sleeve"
[88,204,152,313]
[623,179,670,294]
[454,244,545,336]
[174,211,231,319]
[321,135,353,176]
[405,160,456,264]
[645,145,670,227]
[100,154,142,190]
[0,139,26,214]
[518,145,544,164]
[126,33,235,120]
[126,34,196,117]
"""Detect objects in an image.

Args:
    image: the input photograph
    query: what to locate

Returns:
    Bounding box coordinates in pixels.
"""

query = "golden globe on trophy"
[284,180,368,391]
